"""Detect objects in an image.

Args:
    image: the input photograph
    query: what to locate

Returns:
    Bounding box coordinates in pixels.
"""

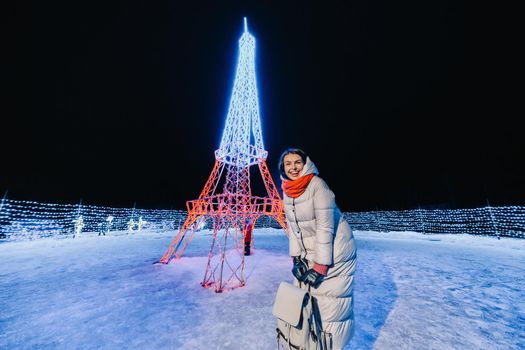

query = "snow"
[1,229,524,349]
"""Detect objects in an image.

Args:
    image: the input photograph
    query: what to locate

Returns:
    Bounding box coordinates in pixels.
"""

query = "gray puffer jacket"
[283,157,357,349]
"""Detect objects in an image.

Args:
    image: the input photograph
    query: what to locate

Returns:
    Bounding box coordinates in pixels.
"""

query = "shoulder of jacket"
[310,176,330,191]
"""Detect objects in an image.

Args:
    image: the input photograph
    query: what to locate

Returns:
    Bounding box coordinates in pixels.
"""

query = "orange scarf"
[281,174,315,198]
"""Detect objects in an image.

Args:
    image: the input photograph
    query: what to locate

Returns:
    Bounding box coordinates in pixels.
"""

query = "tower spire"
[217,17,264,167]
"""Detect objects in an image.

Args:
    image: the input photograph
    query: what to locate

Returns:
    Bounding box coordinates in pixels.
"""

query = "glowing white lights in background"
[73,215,84,237]
[343,206,525,239]
[137,216,146,231]
[0,198,187,240]
[127,218,136,232]
[0,198,523,241]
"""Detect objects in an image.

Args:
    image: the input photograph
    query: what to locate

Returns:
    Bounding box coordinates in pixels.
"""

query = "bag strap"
[307,283,327,350]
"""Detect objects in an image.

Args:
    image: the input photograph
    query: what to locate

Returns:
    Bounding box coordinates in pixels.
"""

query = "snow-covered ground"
[1,229,524,349]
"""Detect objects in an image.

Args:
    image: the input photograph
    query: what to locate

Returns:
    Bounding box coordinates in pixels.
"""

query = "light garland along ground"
[1,198,523,241]
[0,198,187,240]
[343,206,525,238]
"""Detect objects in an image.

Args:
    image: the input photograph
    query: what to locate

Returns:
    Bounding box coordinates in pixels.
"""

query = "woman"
[279,148,357,350]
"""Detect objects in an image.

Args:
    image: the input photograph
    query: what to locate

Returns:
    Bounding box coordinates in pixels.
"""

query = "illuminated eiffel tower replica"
[160,18,286,292]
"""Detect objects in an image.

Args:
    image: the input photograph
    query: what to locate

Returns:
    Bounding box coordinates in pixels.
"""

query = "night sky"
[4,1,523,211]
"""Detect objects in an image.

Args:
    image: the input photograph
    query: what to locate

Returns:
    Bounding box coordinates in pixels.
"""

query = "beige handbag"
[272,282,332,350]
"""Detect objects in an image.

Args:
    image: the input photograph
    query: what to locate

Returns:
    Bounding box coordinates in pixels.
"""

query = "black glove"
[301,269,324,288]
[291,256,308,281]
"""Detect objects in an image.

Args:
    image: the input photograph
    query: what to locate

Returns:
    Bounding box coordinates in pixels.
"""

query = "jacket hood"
[301,157,319,177]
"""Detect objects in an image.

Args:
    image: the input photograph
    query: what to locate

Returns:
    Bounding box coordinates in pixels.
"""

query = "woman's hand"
[291,256,308,281]
[302,269,324,288]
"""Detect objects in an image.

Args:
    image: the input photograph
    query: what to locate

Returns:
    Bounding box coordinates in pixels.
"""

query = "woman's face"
[283,153,304,180]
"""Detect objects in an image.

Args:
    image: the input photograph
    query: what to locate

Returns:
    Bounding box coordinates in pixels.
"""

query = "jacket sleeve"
[313,178,336,266]
[287,221,303,257]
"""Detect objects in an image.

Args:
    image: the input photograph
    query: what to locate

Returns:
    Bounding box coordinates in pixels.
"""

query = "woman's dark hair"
[278,148,307,179]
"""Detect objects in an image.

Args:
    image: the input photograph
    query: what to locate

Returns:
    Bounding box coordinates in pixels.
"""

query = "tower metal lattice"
[160,18,286,292]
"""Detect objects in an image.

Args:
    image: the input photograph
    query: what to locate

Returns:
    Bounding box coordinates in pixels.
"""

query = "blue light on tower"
[216,17,266,167]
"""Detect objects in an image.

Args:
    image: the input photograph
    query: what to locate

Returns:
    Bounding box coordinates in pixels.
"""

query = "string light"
[127,218,136,232]
[0,198,187,241]
[73,215,85,237]
[343,206,525,239]
[137,216,146,231]
[1,197,523,241]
